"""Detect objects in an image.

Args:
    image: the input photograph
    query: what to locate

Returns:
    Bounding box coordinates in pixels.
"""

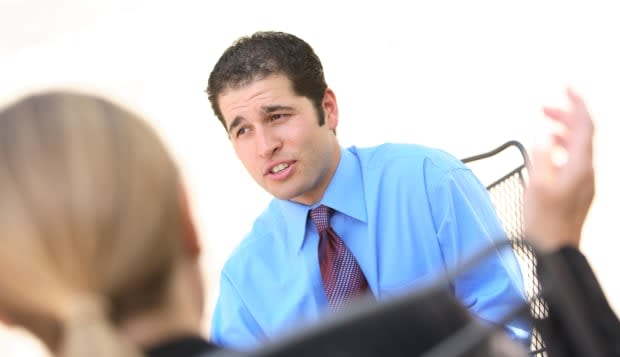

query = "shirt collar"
[278,147,367,252]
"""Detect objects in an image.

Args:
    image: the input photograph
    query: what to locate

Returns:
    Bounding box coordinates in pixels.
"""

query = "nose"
[256,127,281,159]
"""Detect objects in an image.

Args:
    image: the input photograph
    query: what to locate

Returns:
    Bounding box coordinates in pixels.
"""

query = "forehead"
[218,75,298,113]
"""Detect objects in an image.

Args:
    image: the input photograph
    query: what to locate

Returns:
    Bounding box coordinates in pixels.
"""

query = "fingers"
[542,105,579,129]
[564,88,595,154]
[542,87,594,151]
[565,87,594,133]
[542,107,568,122]
[543,88,589,126]
[566,87,585,111]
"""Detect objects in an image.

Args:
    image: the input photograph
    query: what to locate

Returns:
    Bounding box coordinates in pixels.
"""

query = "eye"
[270,113,291,122]
[235,126,250,138]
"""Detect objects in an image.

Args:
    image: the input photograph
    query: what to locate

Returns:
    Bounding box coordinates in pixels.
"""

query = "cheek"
[233,145,256,170]
[235,149,267,183]
[285,126,316,149]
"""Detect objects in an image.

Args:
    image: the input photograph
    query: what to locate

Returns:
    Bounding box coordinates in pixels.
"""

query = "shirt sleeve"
[536,247,620,355]
[427,165,530,342]
[210,271,265,349]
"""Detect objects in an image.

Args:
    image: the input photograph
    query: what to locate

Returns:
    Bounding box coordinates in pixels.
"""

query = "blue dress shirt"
[211,143,529,348]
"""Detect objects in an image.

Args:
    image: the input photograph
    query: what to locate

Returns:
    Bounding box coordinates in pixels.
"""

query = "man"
[206,31,528,349]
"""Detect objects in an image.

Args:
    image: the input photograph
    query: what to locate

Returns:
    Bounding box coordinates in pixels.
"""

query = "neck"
[292,142,342,206]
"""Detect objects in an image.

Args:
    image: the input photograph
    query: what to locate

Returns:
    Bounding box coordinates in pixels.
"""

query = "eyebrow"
[228,116,245,133]
[227,105,295,133]
[263,104,293,113]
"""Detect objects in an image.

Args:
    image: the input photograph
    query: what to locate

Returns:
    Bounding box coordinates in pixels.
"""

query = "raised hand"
[524,88,595,252]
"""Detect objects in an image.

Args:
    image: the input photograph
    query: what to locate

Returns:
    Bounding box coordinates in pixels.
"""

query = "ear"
[0,305,16,327]
[178,183,201,259]
[0,312,13,326]
[322,88,339,131]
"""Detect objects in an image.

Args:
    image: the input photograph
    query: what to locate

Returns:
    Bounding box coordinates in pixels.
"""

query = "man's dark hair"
[206,31,328,130]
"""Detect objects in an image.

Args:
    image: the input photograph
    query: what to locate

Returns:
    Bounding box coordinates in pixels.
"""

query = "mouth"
[264,160,295,177]
[270,162,289,174]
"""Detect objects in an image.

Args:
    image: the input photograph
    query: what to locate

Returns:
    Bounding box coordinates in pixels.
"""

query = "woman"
[0,91,219,357]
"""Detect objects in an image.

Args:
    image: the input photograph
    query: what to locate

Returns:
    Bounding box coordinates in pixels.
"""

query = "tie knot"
[310,205,334,233]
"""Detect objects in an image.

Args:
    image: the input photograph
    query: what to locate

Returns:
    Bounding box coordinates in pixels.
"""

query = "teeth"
[271,163,289,174]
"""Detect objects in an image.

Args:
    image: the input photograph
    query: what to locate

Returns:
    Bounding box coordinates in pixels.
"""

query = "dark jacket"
[536,247,620,357]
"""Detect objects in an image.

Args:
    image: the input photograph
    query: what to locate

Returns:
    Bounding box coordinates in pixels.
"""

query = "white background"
[1,1,618,355]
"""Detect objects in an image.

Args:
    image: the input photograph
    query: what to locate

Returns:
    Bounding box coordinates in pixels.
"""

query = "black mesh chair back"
[461,140,548,356]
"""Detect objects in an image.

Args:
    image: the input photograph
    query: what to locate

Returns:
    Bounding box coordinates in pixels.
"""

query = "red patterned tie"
[310,205,370,311]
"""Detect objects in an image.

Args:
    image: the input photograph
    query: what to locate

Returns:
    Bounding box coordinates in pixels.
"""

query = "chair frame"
[461,140,530,186]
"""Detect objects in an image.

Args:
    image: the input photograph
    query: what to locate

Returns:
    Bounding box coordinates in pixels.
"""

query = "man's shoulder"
[220,200,287,274]
[349,143,465,172]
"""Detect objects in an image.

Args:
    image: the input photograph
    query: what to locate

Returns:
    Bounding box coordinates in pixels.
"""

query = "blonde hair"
[0,91,186,356]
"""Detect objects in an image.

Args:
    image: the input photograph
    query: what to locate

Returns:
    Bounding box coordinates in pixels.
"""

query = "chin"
[271,191,296,201]
[267,186,301,202]
[264,181,313,203]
